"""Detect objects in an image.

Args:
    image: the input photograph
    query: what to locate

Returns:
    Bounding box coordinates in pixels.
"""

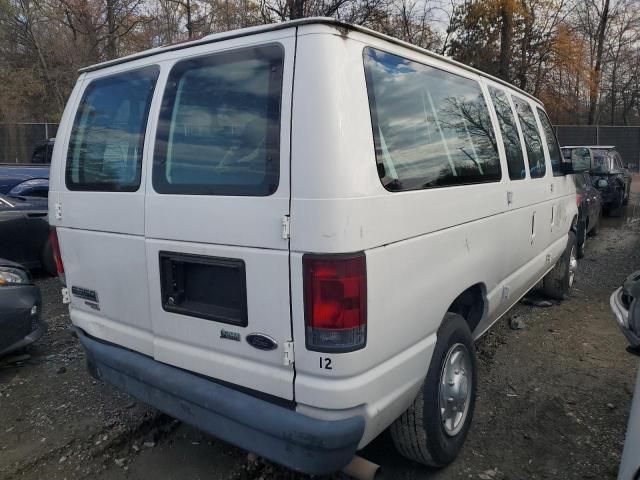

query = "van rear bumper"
[75,328,365,475]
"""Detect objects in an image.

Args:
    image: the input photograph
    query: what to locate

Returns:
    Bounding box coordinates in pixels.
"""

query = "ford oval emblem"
[246,333,278,351]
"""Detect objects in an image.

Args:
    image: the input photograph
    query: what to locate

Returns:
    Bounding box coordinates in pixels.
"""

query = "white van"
[48,18,579,475]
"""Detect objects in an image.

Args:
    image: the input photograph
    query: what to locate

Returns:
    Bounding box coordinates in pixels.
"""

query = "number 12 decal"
[319,357,332,370]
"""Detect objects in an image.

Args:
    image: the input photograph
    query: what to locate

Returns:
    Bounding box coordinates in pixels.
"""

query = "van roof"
[79,17,541,105]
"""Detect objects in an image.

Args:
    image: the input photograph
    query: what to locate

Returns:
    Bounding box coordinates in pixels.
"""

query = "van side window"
[488,87,525,180]
[66,66,159,191]
[363,48,501,192]
[153,45,283,196]
[511,97,546,178]
[536,108,563,176]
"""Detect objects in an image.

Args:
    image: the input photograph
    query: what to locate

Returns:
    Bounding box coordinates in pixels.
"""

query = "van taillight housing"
[303,253,366,352]
[50,228,65,277]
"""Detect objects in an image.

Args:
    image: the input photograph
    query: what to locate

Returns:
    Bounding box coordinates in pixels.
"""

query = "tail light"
[576,193,582,206]
[303,253,366,352]
[50,228,65,279]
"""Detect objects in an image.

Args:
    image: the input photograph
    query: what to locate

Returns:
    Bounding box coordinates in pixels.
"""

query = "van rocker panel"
[75,328,364,475]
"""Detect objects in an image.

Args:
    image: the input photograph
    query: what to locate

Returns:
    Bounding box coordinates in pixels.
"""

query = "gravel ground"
[2,192,640,480]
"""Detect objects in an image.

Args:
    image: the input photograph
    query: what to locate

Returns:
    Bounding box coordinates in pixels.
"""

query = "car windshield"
[591,149,613,173]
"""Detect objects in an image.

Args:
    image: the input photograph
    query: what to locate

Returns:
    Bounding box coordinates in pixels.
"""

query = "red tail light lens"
[576,193,582,206]
[50,228,65,276]
[303,253,366,352]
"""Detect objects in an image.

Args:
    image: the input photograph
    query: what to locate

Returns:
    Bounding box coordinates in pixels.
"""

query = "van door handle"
[531,212,536,244]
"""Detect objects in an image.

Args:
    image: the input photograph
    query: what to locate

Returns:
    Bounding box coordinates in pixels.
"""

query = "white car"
[48,18,579,475]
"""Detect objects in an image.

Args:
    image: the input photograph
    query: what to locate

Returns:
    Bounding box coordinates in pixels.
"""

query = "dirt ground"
[2,191,640,480]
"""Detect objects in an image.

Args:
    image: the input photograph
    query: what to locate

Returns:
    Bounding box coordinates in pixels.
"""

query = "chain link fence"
[555,125,640,171]
[0,123,59,164]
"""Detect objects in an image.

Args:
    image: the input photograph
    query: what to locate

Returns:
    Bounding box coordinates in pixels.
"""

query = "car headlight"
[597,179,608,188]
[0,266,31,286]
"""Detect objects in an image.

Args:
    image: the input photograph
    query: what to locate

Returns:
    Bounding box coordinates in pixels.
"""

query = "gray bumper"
[75,329,365,475]
[610,287,640,348]
[0,323,46,357]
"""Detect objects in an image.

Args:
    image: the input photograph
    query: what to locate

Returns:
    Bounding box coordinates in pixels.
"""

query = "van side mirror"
[571,153,591,173]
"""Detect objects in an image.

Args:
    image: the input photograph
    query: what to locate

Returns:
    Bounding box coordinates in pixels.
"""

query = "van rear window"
[153,45,283,196]
[363,48,501,192]
[66,66,159,191]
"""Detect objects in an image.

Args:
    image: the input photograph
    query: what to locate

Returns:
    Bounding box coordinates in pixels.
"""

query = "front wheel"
[390,313,477,467]
[542,231,577,300]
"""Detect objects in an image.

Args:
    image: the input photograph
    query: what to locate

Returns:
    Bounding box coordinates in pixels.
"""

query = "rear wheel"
[390,313,476,467]
[542,231,577,300]
[588,217,599,237]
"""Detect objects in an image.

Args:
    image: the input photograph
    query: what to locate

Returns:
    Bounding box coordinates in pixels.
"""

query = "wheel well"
[571,215,578,232]
[446,284,485,333]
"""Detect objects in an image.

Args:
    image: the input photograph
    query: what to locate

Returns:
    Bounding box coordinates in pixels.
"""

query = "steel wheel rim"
[439,343,472,437]
[568,244,578,287]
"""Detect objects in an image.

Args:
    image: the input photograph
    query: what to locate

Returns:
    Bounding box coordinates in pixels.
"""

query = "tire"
[390,312,477,467]
[588,218,599,237]
[542,231,577,300]
[41,238,57,276]
[577,221,586,259]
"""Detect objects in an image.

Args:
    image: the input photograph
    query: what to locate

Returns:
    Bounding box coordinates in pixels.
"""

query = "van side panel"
[290,28,576,446]
[290,29,506,444]
[290,29,508,254]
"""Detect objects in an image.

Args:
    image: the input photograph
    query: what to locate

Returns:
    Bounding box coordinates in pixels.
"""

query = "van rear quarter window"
[488,87,526,180]
[536,108,563,177]
[511,97,546,179]
[153,45,283,196]
[66,66,159,191]
[363,47,501,192]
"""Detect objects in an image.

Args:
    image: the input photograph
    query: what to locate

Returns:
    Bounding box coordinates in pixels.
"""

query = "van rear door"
[55,66,161,357]
[144,37,295,400]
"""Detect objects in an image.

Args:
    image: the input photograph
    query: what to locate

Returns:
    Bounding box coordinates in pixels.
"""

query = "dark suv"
[562,146,631,216]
